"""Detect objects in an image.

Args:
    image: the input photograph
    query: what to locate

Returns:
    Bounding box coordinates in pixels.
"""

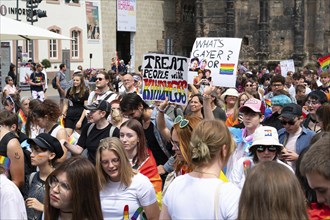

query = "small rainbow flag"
[219,63,235,75]
[68,131,80,145]
[0,155,10,173]
[123,205,129,220]
[18,109,27,124]
[59,116,65,128]
[131,207,144,220]
[318,54,330,71]
[265,99,272,107]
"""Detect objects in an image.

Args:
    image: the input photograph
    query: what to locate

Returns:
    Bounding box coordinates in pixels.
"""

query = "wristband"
[157,107,165,113]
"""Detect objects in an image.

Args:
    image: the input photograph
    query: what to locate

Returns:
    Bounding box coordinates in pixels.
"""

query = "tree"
[41,59,51,69]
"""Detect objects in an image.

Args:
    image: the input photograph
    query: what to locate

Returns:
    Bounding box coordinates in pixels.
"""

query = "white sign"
[280,59,295,77]
[142,54,189,106]
[188,37,242,88]
[117,0,136,32]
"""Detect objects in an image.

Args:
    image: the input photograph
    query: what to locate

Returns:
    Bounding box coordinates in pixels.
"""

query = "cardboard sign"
[280,59,295,77]
[142,54,189,105]
[188,37,242,87]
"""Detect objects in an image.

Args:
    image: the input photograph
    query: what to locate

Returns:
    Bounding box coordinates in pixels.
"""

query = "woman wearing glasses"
[95,137,160,220]
[44,157,103,220]
[229,126,293,189]
[2,76,18,97]
[119,119,162,205]
[160,120,240,219]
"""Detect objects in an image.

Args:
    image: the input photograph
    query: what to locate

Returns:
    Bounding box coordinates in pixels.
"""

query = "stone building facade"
[163,0,330,67]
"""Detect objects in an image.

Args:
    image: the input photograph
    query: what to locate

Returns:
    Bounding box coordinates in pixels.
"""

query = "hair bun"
[191,141,211,161]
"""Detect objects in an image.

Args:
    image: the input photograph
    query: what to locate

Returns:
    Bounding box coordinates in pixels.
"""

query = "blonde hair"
[238,161,308,220]
[189,119,235,167]
[95,137,135,189]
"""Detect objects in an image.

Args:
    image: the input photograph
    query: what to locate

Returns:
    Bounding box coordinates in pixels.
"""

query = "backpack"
[52,72,64,89]
[87,123,116,138]
[52,76,58,89]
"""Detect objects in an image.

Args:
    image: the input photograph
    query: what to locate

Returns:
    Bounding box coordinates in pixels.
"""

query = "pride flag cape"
[318,54,330,71]
[138,149,162,207]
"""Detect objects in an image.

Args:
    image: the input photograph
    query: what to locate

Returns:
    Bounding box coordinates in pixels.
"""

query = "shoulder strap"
[103,92,115,102]
[87,123,95,137]
[0,132,18,156]
[29,172,37,188]
[109,125,115,137]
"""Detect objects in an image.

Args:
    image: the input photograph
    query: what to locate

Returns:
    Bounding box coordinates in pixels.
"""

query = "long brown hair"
[238,161,308,220]
[68,73,88,99]
[44,157,103,220]
[120,119,148,167]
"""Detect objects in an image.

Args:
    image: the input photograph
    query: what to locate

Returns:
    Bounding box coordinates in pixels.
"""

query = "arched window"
[48,26,62,62]
[70,27,83,61]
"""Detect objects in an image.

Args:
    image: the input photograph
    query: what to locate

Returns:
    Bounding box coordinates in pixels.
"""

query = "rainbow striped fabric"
[318,54,330,71]
[219,63,235,75]
[0,155,10,173]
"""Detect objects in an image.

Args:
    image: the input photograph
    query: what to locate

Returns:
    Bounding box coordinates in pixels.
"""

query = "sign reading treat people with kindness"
[142,54,189,106]
[188,37,242,87]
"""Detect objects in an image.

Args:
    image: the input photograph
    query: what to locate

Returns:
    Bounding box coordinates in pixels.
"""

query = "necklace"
[194,170,219,178]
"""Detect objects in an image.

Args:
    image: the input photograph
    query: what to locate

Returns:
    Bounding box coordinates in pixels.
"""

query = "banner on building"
[117,0,136,32]
[142,54,189,106]
[188,37,242,88]
[86,1,101,42]
[280,59,295,77]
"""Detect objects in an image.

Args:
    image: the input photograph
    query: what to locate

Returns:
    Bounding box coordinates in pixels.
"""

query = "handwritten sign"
[142,54,189,105]
[188,37,242,87]
[280,59,295,77]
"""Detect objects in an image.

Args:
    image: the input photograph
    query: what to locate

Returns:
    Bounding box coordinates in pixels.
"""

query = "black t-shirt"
[77,123,119,164]
[213,106,227,122]
[317,85,330,93]
[144,122,168,166]
[66,88,89,120]
[30,71,45,92]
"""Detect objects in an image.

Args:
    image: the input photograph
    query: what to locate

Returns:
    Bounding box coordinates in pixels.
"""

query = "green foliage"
[41,59,51,69]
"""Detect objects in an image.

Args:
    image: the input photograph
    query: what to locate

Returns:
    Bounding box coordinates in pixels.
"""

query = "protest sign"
[280,59,295,77]
[188,37,242,87]
[142,54,189,106]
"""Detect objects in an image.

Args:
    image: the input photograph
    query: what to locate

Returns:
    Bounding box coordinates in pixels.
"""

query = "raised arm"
[156,98,171,142]
[203,85,215,120]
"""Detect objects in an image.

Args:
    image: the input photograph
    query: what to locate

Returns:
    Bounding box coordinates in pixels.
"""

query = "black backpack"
[52,76,58,89]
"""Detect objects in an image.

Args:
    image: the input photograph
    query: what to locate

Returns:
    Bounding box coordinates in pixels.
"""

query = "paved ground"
[1,83,60,109]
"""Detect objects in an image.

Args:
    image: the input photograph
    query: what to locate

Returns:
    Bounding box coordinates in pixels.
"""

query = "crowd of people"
[0,59,330,220]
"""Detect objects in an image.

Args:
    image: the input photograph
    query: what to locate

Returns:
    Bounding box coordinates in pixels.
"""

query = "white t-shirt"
[0,174,27,220]
[163,174,241,220]
[229,157,294,189]
[87,90,117,105]
[285,127,302,170]
[100,173,157,220]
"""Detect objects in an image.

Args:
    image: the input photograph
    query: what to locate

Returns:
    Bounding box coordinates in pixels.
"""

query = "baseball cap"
[73,69,81,74]
[27,133,64,159]
[279,103,302,120]
[84,100,111,113]
[239,98,265,114]
[249,126,283,151]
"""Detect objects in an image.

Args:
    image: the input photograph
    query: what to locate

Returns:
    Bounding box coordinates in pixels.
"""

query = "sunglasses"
[245,84,253,87]
[256,145,278,152]
[174,115,190,129]
[96,77,104,81]
[280,119,296,126]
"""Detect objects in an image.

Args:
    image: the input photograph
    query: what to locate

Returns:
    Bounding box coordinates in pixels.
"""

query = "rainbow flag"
[0,155,10,173]
[18,109,27,124]
[123,205,129,220]
[219,63,235,75]
[59,116,65,128]
[318,54,330,71]
[68,131,80,145]
[265,99,272,107]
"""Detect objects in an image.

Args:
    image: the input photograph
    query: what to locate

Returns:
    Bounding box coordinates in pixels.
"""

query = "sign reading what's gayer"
[188,37,242,88]
[142,54,189,106]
